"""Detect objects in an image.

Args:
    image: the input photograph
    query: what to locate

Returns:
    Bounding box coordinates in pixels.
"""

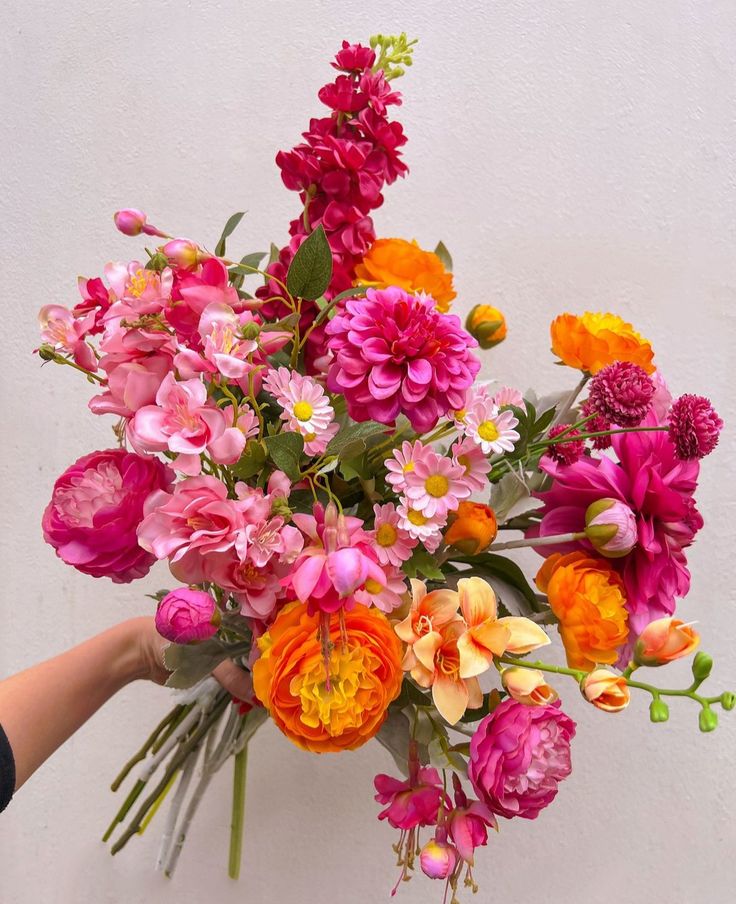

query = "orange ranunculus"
[354,238,456,312]
[252,602,403,753]
[550,311,655,375]
[536,552,629,671]
[581,668,631,712]
[633,617,700,667]
[444,501,498,555]
[465,305,507,349]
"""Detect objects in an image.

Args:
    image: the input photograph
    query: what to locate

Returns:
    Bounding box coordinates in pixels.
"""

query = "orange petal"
[413,630,444,673]
[457,628,502,679]
[465,676,483,710]
[457,576,497,627]
[423,588,461,626]
[432,673,469,725]
[498,616,551,654]
[394,614,417,644]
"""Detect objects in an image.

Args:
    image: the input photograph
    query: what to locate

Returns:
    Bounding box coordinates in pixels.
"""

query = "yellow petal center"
[376,523,398,547]
[478,420,500,442]
[407,509,428,526]
[293,401,314,421]
[425,475,449,498]
[364,578,384,595]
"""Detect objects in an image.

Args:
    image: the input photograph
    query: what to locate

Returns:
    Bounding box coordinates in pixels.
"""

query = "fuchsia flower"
[374,760,445,831]
[587,361,655,428]
[446,774,496,865]
[155,588,220,644]
[73,276,113,333]
[419,835,457,880]
[545,424,585,465]
[38,305,97,371]
[468,699,576,820]
[369,502,417,566]
[403,448,471,519]
[43,448,173,583]
[667,394,723,460]
[326,288,480,432]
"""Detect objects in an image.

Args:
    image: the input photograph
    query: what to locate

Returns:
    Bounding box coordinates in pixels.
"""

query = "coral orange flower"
[501,667,558,706]
[354,237,456,312]
[456,577,550,680]
[252,601,403,753]
[550,311,655,375]
[536,552,629,671]
[581,669,631,712]
[395,579,461,651]
[634,617,700,667]
[444,502,498,556]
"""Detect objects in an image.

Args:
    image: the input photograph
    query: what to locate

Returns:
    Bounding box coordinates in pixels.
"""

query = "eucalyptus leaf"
[214,211,246,257]
[264,431,304,480]
[285,225,333,300]
[164,639,250,690]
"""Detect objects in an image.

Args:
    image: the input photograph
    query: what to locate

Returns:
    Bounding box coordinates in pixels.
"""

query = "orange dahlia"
[354,238,456,312]
[536,552,629,671]
[252,601,403,753]
[550,312,654,375]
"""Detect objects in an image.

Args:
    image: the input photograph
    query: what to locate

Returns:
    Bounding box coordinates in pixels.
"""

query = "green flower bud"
[720,691,736,711]
[270,496,292,519]
[145,251,169,272]
[239,321,261,341]
[649,699,670,723]
[698,707,718,733]
[37,344,56,361]
[691,651,713,682]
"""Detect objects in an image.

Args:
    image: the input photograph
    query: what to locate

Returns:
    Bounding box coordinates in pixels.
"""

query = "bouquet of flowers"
[36,33,729,902]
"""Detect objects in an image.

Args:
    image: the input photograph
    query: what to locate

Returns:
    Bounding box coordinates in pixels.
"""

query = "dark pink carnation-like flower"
[331,40,376,73]
[468,699,576,820]
[580,399,612,450]
[545,425,585,465]
[667,394,723,460]
[326,287,481,432]
[42,448,173,583]
[587,361,655,428]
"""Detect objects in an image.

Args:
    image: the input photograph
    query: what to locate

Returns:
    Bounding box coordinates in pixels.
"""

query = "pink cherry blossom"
[39,305,97,371]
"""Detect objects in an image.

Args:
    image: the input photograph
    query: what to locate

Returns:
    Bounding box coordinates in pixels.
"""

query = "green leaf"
[451,553,540,612]
[261,312,300,332]
[264,431,304,480]
[433,240,453,272]
[163,639,250,690]
[232,440,267,480]
[286,225,333,300]
[330,285,370,305]
[338,453,372,481]
[325,420,387,459]
[531,405,557,437]
[268,242,281,266]
[404,546,445,582]
[215,211,246,257]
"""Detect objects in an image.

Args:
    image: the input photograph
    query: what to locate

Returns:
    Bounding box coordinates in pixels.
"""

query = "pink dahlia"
[533,414,703,634]
[668,394,723,460]
[545,425,585,465]
[325,288,480,432]
[42,448,173,583]
[468,699,576,820]
[587,361,655,428]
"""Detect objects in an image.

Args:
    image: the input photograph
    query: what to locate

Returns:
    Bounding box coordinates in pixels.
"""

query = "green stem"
[42,350,105,383]
[228,744,249,880]
[488,531,586,551]
[110,704,183,792]
[531,426,667,450]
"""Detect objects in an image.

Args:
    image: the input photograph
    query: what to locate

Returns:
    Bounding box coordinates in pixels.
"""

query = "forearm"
[0,618,150,790]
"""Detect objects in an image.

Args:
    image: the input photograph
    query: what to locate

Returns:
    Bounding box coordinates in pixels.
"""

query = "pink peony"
[468,699,576,820]
[43,448,173,583]
[326,288,480,432]
[155,588,220,644]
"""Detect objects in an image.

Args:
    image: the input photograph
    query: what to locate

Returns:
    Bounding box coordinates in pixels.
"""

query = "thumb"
[212,660,253,702]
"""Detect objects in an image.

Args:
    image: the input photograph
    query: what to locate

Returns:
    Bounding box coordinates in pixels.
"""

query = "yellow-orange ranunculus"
[501,667,558,706]
[581,668,631,712]
[550,311,655,375]
[252,602,403,753]
[354,238,456,312]
[536,552,629,671]
[634,617,700,667]
[465,305,507,349]
[444,501,498,555]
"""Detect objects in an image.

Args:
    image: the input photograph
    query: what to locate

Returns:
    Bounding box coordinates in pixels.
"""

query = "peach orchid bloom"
[395,579,461,649]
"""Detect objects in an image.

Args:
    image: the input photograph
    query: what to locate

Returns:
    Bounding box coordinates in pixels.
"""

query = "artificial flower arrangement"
[36,33,729,903]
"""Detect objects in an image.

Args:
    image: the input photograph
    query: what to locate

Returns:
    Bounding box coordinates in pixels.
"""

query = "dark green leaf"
[268,242,280,266]
[261,312,300,332]
[286,225,333,300]
[215,211,246,257]
[238,251,267,271]
[264,431,304,480]
[404,546,445,582]
[451,553,540,611]
[434,240,453,272]
[325,420,387,459]
[338,453,373,481]
[532,406,557,437]
[232,440,267,480]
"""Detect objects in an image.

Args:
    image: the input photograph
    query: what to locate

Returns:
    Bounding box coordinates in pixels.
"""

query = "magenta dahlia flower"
[468,699,576,820]
[326,287,480,432]
[42,448,173,583]
[587,361,655,427]
[668,394,723,460]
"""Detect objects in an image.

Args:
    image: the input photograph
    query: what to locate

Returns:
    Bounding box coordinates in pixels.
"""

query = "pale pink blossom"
[396,499,447,544]
[385,440,433,494]
[263,367,335,435]
[369,502,417,566]
[465,397,520,455]
[174,302,259,381]
[38,305,97,371]
[451,437,491,494]
[493,385,525,409]
[403,449,471,519]
[104,260,173,318]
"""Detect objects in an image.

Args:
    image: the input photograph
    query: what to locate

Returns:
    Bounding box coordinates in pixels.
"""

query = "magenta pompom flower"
[668,394,723,460]
[545,424,585,465]
[42,448,173,583]
[587,361,655,427]
[326,287,480,432]
[468,699,576,820]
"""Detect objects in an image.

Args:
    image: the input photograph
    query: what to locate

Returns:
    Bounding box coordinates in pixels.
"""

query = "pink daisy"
[464,397,520,455]
[403,450,471,519]
[355,564,409,613]
[263,366,336,447]
[397,499,447,544]
[369,502,418,566]
[493,386,525,409]
[385,440,434,494]
[453,384,493,430]
[451,437,491,494]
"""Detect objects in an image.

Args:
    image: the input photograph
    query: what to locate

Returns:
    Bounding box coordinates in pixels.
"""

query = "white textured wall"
[2,2,735,902]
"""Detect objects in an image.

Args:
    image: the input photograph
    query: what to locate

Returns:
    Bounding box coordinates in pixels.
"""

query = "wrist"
[110,619,151,687]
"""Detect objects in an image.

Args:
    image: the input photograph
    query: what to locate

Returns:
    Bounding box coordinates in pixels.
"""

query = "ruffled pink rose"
[469,699,576,820]
[155,588,220,644]
[42,448,173,583]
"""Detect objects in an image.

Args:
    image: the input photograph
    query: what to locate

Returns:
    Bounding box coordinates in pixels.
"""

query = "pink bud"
[113,208,169,238]
[419,838,458,880]
[585,498,637,558]
[155,588,221,645]
[162,238,202,270]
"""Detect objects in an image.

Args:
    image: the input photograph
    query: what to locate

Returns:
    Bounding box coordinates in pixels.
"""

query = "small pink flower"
[374,763,445,831]
[354,564,408,612]
[403,450,471,519]
[161,238,201,269]
[263,367,335,436]
[385,440,433,494]
[155,588,220,644]
[419,836,458,880]
[175,302,258,381]
[113,208,167,238]
[38,305,97,371]
[451,437,491,494]
[545,425,585,465]
[668,394,723,460]
[493,385,525,409]
[464,397,520,455]
[587,361,655,427]
[446,774,496,864]
[579,399,612,450]
[396,500,447,544]
[369,502,417,566]
[105,260,173,317]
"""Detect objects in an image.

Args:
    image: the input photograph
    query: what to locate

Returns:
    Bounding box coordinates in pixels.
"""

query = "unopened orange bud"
[444,501,498,555]
[634,617,700,667]
[581,668,630,712]
[501,667,558,706]
[466,305,507,349]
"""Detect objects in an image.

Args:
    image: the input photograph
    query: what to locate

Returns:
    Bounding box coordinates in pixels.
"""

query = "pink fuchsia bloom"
[155,588,221,644]
[175,302,259,381]
[43,448,173,583]
[104,260,174,318]
[587,361,655,428]
[384,440,431,494]
[369,502,417,566]
[419,836,458,880]
[263,367,336,441]
[403,449,471,519]
[113,208,168,238]
[545,424,585,466]
[468,699,576,820]
[667,394,723,460]
[284,503,386,614]
[532,415,703,634]
[464,397,520,455]
[38,305,97,371]
[374,745,445,831]
[584,498,638,558]
[446,774,497,864]
[73,276,113,334]
[326,287,480,432]
[451,437,491,494]
[354,564,408,613]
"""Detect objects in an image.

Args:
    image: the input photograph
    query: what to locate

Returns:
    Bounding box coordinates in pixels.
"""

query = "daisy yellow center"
[425,475,449,498]
[376,523,398,547]
[407,509,428,526]
[403,461,415,473]
[293,401,314,422]
[454,408,467,423]
[456,453,471,474]
[304,432,317,442]
[478,420,500,442]
[364,578,384,595]
[293,644,381,736]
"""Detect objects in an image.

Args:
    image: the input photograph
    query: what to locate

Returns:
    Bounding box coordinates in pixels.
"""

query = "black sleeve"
[0,723,15,813]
